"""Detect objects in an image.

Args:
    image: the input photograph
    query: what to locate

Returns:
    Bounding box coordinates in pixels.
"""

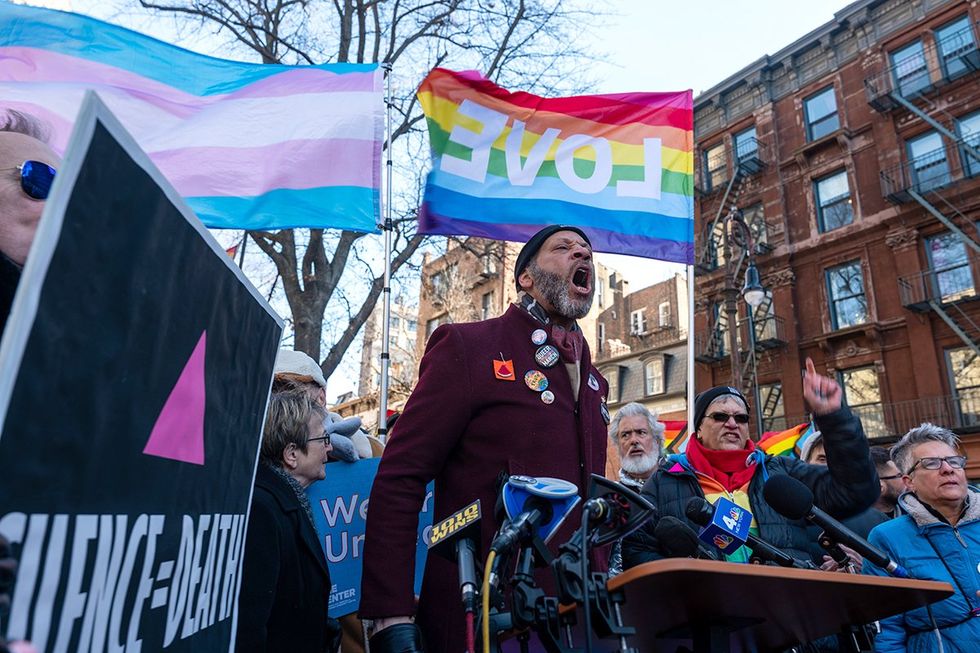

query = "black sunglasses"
[708,411,750,425]
[12,160,56,200]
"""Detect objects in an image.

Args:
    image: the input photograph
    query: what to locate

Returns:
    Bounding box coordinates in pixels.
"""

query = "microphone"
[427,499,482,613]
[582,474,656,546]
[686,497,806,568]
[491,475,580,553]
[655,516,713,559]
[684,496,751,555]
[763,475,909,578]
[817,530,854,571]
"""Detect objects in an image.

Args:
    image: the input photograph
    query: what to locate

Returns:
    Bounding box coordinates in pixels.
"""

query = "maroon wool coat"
[359,304,609,652]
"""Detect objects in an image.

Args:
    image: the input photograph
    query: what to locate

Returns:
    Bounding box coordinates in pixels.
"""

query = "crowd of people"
[2,105,979,653]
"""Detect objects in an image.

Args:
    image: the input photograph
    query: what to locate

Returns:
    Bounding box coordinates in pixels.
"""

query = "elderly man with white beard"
[607,402,665,575]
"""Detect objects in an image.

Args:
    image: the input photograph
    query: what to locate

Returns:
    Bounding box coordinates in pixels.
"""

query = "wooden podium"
[605,559,953,653]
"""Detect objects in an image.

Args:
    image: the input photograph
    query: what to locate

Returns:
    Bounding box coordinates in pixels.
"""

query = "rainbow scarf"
[417,68,693,263]
[0,3,382,232]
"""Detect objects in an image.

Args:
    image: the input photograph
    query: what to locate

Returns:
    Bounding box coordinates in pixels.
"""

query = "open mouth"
[571,266,591,293]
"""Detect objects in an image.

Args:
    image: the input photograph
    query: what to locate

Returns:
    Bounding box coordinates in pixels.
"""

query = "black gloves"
[368,623,424,653]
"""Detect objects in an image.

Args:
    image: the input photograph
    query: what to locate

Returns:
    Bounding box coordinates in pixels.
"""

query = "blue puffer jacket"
[863,487,980,653]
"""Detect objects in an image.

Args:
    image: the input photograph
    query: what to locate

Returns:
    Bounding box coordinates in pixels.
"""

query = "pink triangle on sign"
[143,331,207,465]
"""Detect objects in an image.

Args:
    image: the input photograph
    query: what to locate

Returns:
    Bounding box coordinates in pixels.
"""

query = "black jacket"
[622,407,880,568]
[236,464,340,653]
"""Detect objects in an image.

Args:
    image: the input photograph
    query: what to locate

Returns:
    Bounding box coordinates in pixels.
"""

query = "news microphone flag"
[0,2,382,232]
[695,496,752,555]
[417,68,694,263]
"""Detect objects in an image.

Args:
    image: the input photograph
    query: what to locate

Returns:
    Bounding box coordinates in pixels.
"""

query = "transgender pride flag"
[418,68,693,263]
[0,2,382,232]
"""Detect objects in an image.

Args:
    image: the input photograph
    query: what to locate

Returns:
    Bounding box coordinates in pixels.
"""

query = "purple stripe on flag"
[0,47,378,109]
[154,139,378,197]
[419,206,694,264]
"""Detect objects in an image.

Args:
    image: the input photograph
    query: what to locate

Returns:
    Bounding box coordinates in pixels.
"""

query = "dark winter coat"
[622,407,879,568]
[359,304,609,652]
[236,464,340,653]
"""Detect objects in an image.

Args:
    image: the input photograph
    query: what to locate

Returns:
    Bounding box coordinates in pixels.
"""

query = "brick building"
[693,0,980,476]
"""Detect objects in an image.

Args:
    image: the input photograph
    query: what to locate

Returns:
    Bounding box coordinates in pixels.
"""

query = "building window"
[598,322,605,353]
[407,319,417,332]
[596,276,605,308]
[743,203,767,250]
[644,358,665,396]
[907,131,950,192]
[658,301,671,328]
[734,127,758,164]
[391,316,400,329]
[431,271,447,298]
[803,87,839,141]
[815,170,853,232]
[826,261,868,329]
[840,367,885,438]
[956,110,980,178]
[604,367,621,404]
[702,142,726,192]
[927,232,974,302]
[935,15,976,80]
[630,309,647,335]
[946,347,980,427]
[713,301,728,356]
[481,252,497,275]
[890,40,930,96]
[759,383,785,433]
[481,291,495,320]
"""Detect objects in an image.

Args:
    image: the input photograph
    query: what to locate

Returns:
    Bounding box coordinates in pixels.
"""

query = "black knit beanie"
[514,225,592,292]
[693,386,749,430]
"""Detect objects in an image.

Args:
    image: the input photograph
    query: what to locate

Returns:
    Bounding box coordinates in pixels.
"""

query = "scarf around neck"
[265,461,317,530]
[686,436,759,492]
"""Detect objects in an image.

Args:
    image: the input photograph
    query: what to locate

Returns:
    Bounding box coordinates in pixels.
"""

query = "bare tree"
[127,0,600,380]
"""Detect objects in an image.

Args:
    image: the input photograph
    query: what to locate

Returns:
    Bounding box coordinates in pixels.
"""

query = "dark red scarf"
[686,436,758,492]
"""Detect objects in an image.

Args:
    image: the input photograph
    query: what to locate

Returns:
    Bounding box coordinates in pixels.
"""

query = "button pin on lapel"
[588,373,600,392]
[524,370,549,392]
[535,345,559,369]
[494,357,516,381]
[531,328,547,345]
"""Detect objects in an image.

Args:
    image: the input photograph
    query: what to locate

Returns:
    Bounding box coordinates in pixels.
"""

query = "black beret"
[514,225,592,292]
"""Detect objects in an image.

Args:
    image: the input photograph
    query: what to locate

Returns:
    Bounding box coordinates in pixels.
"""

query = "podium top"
[609,559,953,653]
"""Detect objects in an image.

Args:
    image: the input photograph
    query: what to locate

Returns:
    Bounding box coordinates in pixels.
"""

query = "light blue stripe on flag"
[188,187,380,231]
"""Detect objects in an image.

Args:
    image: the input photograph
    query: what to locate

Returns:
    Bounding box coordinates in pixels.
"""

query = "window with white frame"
[815,170,853,232]
[598,322,606,352]
[481,291,495,320]
[702,142,727,192]
[890,40,930,96]
[946,347,980,427]
[658,301,671,328]
[907,131,950,192]
[804,87,840,141]
[935,15,976,80]
[644,358,665,395]
[630,309,647,335]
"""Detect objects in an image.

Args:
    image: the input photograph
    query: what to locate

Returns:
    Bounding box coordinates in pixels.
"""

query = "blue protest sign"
[306,458,433,617]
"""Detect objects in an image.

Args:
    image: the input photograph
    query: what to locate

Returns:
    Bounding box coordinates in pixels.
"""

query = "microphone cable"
[580,509,593,653]
[481,550,496,653]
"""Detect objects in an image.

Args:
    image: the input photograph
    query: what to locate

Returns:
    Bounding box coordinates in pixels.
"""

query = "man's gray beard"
[620,450,659,476]
[527,261,594,319]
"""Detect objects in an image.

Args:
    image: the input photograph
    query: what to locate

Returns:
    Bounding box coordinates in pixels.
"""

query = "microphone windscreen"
[684,497,713,526]
[763,475,814,520]
[655,516,701,558]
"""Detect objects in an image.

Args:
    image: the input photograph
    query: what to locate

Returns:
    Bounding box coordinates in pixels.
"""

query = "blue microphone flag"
[697,497,752,554]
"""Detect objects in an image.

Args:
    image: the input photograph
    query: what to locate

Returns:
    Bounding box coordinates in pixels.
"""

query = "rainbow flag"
[662,420,689,454]
[417,69,693,263]
[0,3,382,232]
[759,422,814,458]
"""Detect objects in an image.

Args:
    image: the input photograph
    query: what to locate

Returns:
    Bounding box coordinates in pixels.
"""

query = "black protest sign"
[0,94,283,652]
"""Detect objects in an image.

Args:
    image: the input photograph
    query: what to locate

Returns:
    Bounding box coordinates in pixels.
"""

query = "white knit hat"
[273,349,327,389]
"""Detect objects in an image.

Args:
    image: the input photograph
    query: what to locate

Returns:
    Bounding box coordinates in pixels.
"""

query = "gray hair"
[608,402,665,454]
[890,422,961,474]
[261,392,327,467]
[0,109,51,143]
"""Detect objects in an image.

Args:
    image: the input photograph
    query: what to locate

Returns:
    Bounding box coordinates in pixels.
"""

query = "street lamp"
[720,210,769,438]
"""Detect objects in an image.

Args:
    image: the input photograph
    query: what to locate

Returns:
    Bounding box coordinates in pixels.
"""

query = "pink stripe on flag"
[0,47,378,111]
[153,139,377,197]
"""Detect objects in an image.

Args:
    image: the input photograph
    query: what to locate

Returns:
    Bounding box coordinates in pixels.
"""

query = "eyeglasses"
[908,456,967,473]
[618,428,650,440]
[8,160,56,200]
[306,433,331,447]
[707,411,750,425]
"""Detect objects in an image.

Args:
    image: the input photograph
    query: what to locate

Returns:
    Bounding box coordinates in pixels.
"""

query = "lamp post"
[720,209,769,438]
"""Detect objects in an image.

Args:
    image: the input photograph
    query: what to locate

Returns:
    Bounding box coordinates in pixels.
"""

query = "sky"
[19,0,852,399]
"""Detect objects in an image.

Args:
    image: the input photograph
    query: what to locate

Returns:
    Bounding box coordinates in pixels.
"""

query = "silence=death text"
[0,511,247,652]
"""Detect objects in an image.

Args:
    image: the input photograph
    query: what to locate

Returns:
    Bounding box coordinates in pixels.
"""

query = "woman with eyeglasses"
[236,392,341,653]
[863,424,980,653]
[623,358,880,569]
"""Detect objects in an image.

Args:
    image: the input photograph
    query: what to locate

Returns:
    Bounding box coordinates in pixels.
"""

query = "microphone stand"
[818,532,875,653]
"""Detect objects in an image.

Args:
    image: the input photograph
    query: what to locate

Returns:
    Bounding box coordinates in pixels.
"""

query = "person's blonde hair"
[261,392,326,467]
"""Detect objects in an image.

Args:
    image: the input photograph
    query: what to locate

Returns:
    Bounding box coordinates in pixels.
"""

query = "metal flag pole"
[377,62,394,443]
[687,265,695,441]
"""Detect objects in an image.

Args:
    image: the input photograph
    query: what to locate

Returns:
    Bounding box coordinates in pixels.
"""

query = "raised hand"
[803,357,842,416]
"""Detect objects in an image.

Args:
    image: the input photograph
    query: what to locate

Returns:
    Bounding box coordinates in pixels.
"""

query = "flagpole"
[687,265,695,439]
[377,62,394,443]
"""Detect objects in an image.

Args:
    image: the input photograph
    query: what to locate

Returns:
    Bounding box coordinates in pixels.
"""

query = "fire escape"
[694,137,787,417]
[866,21,980,359]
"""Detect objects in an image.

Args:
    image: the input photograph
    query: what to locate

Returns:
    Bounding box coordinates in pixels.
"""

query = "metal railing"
[736,314,787,349]
[880,136,979,204]
[694,329,726,363]
[899,268,978,309]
